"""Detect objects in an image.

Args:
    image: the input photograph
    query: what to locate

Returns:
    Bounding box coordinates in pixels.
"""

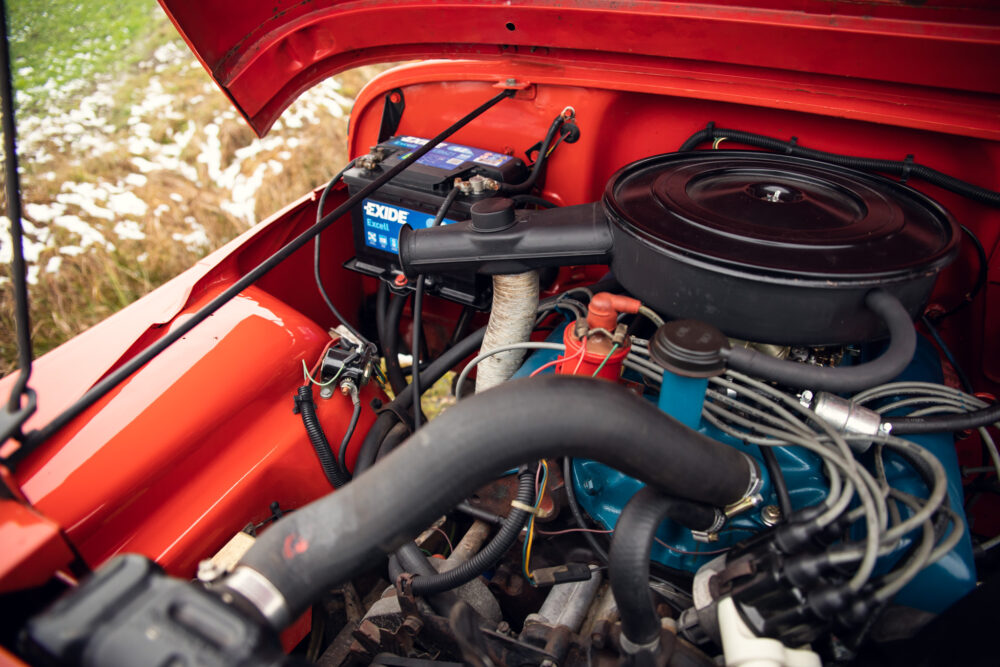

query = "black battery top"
[343,135,527,308]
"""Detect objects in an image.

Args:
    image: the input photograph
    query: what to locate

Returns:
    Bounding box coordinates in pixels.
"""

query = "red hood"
[157,0,1000,136]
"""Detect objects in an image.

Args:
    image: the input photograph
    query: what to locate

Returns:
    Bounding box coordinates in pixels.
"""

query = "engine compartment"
[3,60,1000,666]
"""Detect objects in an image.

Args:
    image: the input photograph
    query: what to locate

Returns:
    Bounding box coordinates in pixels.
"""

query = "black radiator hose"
[231,376,758,628]
[610,487,720,652]
[721,289,916,393]
[295,385,349,488]
[678,125,1000,208]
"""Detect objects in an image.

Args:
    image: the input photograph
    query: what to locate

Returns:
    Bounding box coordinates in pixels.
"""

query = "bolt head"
[319,385,334,399]
[760,504,782,526]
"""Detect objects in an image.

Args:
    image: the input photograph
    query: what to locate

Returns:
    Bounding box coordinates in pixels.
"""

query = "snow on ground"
[0,39,355,284]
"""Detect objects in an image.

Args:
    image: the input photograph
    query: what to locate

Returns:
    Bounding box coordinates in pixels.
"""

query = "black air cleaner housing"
[399,151,959,346]
[603,151,959,345]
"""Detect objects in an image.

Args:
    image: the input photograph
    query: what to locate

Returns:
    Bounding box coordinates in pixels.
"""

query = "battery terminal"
[454,174,500,196]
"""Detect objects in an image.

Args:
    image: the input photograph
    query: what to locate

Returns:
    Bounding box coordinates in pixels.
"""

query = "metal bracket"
[377,89,406,143]
[0,387,36,458]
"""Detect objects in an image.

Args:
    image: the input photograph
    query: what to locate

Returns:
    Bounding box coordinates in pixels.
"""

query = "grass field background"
[1,0,383,375]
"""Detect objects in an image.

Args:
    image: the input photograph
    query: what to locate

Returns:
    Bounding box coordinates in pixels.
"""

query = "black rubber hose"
[235,376,757,627]
[500,115,564,195]
[354,326,488,475]
[380,291,409,395]
[886,402,1000,435]
[610,487,720,650]
[678,126,1000,207]
[295,385,349,488]
[721,290,916,393]
[760,446,793,520]
[407,469,534,596]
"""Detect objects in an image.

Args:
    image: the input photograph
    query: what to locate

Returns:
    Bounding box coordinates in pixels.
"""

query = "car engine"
[3,5,1000,666]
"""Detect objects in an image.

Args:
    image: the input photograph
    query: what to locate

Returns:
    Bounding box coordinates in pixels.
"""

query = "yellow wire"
[524,459,549,583]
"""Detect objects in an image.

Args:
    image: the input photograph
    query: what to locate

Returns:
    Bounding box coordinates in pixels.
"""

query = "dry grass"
[0,7,390,376]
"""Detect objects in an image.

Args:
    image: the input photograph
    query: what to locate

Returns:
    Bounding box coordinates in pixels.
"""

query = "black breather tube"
[678,125,1000,207]
[721,290,916,393]
[231,376,758,627]
[19,87,516,457]
[609,487,720,652]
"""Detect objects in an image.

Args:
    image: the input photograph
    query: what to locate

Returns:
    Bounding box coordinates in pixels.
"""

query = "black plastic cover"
[22,555,285,667]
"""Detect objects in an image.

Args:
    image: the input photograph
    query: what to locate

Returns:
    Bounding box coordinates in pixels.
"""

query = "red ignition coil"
[556,292,640,380]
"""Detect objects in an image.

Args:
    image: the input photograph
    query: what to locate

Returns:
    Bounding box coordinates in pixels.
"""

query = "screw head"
[319,385,334,399]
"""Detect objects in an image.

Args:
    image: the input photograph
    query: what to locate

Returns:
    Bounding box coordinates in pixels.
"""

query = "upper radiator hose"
[226,375,759,628]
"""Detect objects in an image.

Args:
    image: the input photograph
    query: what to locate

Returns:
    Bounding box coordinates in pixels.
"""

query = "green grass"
[8,0,162,112]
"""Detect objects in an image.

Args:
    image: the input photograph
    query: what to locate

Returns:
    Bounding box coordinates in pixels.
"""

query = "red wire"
[306,337,338,384]
[571,336,589,374]
[530,341,585,377]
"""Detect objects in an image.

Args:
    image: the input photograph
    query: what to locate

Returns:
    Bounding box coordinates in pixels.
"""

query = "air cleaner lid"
[604,151,958,282]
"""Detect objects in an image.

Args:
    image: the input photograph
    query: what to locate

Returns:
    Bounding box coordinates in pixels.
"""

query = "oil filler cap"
[471,197,515,231]
[650,320,729,378]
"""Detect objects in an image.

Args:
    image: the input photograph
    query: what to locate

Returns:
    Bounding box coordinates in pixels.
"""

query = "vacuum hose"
[721,290,915,393]
[229,375,758,628]
[609,487,719,653]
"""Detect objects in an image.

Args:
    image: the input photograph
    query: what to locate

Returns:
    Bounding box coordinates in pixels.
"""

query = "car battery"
[343,135,527,308]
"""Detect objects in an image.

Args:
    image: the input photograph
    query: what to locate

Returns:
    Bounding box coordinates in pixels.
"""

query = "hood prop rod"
[9,86,517,464]
[0,0,38,447]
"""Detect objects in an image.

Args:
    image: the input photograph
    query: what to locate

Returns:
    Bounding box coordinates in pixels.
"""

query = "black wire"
[380,291,409,395]
[933,224,989,321]
[314,160,371,346]
[411,187,460,431]
[500,114,565,195]
[563,457,610,562]
[17,87,516,458]
[411,276,427,430]
[921,315,974,393]
[446,306,474,349]
[760,446,793,520]
[0,0,32,412]
[339,393,362,477]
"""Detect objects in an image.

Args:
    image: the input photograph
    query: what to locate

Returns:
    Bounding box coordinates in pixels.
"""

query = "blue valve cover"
[514,323,975,613]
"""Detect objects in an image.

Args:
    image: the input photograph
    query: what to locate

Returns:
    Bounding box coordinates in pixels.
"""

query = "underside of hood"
[156,0,1000,136]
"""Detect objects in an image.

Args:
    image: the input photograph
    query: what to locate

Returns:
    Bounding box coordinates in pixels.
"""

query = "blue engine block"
[513,324,975,613]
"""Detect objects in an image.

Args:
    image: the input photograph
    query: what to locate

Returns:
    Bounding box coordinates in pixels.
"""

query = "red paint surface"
[156,0,1000,135]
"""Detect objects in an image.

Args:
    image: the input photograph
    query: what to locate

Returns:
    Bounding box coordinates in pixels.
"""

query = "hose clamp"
[223,566,292,629]
[743,455,763,499]
[619,632,661,656]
